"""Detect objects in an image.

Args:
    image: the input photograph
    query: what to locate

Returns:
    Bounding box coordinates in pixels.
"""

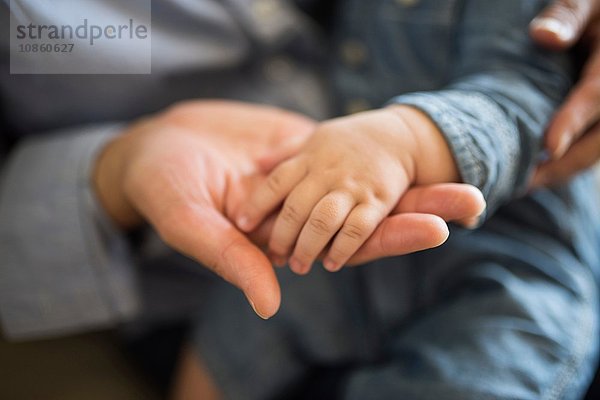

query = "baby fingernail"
[289,257,306,275]
[272,255,287,267]
[323,258,338,272]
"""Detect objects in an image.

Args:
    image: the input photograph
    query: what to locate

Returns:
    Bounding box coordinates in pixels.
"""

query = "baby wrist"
[387,105,460,185]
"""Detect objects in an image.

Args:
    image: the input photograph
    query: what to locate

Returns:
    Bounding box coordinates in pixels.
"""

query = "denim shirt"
[0,0,596,340]
[332,0,573,217]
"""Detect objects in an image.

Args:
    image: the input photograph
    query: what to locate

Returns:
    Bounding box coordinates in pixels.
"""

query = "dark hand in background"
[530,0,600,186]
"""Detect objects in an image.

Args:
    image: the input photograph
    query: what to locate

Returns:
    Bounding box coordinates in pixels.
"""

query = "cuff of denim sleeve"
[389,91,520,217]
[0,124,140,340]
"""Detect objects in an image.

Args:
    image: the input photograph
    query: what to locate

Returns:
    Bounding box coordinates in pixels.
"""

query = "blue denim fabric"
[333,0,572,216]
[194,182,600,400]
[192,0,600,399]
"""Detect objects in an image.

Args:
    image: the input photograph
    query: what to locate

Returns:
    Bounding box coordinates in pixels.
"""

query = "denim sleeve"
[390,0,573,217]
[0,125,140,340]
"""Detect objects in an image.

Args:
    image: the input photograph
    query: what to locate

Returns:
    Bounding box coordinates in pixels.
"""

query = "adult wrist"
[92,132,143,230]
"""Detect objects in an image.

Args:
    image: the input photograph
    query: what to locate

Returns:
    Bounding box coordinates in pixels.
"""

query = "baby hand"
[236,108,428,274]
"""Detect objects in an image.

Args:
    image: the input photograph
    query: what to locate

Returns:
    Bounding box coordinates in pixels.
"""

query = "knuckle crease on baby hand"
[341,222,368,241]
[308,216,333,236]
[266,172,283,194]
[281,204,302,224]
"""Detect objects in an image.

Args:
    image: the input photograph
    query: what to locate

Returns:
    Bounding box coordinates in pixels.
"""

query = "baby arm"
[236,105,459,274]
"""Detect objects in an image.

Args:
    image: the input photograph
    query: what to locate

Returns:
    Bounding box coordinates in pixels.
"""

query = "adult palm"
[95,100,485,319]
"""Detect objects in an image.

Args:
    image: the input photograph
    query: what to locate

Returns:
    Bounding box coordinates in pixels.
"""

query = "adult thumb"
[257,133,309,173]
[156,205,281,319]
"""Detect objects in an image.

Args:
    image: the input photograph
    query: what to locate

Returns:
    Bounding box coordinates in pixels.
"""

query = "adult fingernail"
[531,17,574,42]
[247,297,269,320]
[554,134,572,159]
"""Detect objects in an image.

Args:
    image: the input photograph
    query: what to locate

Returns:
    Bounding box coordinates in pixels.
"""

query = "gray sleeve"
[0,125,140,340]
[390,0,572,218]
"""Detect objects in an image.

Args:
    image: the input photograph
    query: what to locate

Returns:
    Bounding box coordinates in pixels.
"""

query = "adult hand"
[93,100,485,319]
[94,101,314,319]
[530,0,600,186]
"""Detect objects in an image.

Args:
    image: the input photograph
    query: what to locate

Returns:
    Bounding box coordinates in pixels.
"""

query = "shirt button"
[264,56,294,83]
[340,40,368,68]
[395,0,419,7]
[252,0,280,21]
[345,99,371,114]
